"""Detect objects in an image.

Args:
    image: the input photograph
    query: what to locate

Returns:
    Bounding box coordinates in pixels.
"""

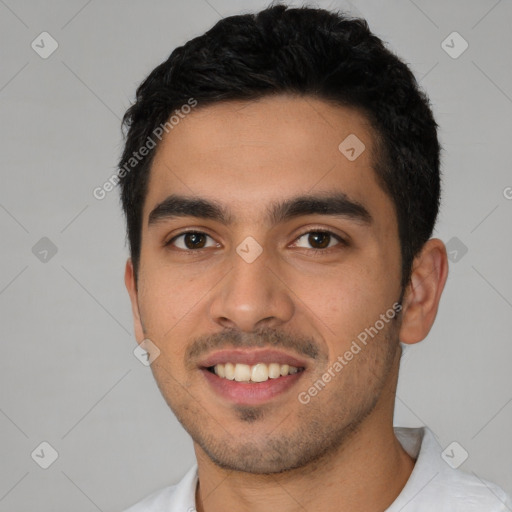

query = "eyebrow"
[148,192,372,227]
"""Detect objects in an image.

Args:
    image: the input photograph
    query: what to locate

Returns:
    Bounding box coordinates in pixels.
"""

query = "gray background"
[0,0,511,510]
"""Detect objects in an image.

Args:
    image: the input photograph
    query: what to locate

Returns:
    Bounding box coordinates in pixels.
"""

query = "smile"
[207,362,304,382]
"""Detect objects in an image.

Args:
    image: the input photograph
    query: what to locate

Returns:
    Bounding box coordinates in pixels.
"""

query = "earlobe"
[398,238,449,345]
[124,259,145,342]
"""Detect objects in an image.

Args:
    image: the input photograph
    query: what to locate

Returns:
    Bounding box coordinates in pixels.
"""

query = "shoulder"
[431,468,512,511]
[121,464,198,512]
[391,427,512,511]
[122,485,178,512]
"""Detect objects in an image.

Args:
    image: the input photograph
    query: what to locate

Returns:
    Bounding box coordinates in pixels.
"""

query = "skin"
[125,94,449,512]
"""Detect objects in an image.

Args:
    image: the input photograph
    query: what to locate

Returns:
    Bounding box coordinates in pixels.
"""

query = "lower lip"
[201,368,305,406]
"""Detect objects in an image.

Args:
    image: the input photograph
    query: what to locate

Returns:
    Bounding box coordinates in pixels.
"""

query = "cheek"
[288,264,367,336]
[136,266,200,349]
[296,258,397,345]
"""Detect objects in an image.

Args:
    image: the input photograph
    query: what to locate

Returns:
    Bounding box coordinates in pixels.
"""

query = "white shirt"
[123,427,512,511]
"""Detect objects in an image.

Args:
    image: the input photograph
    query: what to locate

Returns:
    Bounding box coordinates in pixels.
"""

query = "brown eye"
[166,232,216,250]
[294,230,343,251]
[183,233,207,249]
[308,232,331,249]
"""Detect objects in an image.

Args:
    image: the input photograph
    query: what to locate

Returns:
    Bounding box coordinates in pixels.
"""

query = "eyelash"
[164,229,347,255]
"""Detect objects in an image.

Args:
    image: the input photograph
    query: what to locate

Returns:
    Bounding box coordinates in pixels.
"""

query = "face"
[126,95,405,474]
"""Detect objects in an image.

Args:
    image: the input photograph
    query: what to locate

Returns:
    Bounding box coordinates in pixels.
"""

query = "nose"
[208,244,295,332]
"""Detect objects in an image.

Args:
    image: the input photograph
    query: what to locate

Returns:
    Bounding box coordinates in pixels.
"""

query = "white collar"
[125,426,511,511]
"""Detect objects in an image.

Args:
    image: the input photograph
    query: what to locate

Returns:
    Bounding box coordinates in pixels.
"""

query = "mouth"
[205,362,304,382]
[199,349,308,405]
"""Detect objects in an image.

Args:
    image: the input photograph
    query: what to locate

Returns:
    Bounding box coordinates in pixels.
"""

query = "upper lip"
[199,349,309,369]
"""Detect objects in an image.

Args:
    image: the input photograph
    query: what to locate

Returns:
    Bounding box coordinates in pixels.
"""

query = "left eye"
[293,231,343,250]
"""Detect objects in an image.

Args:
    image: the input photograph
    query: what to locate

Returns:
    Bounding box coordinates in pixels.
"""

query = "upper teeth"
[213,362,301,382]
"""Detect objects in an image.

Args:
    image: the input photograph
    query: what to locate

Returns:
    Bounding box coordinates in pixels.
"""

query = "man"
[119,3,511,511]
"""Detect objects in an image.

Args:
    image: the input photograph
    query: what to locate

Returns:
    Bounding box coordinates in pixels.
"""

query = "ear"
[399,238,449,345]
[124,258,145,343]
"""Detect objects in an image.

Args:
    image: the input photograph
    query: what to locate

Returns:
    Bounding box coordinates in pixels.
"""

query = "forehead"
[144,94,394,226]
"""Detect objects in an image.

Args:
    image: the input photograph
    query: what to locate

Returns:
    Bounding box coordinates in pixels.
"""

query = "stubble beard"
[162,319,401,476]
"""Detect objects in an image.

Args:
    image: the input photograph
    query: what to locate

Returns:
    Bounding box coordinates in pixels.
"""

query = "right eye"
[165,231,219,251]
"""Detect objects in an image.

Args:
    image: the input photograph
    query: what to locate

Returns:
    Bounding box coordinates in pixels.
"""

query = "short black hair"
[118,2,441,291]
